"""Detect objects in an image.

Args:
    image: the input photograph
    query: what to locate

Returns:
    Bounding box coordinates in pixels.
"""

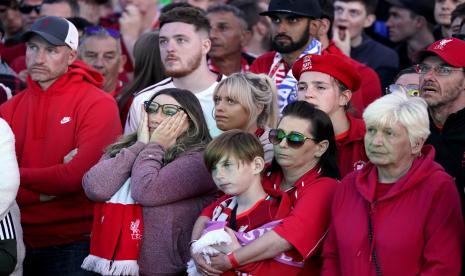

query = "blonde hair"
[214,72,278,130]
[363,92,430,147]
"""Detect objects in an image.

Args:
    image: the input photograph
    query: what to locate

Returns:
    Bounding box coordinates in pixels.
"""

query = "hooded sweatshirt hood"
[355,145,440,203]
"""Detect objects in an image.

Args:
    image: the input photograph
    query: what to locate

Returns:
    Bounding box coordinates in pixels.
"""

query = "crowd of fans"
[0,0,464,275]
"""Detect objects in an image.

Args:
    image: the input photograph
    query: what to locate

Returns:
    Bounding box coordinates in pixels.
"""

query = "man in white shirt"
[125,6,222,137]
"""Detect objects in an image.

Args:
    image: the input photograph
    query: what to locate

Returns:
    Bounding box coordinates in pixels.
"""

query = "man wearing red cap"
[293,53,368,177]
[417,37,465,221]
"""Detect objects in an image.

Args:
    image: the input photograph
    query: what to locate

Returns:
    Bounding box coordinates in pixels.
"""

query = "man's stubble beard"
[271,25,310,54]
[164,50,203,78]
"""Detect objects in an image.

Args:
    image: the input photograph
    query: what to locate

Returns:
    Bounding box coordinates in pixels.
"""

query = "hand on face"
[119,4,143,39]
[150,111,189,149]
[332,26,351,57]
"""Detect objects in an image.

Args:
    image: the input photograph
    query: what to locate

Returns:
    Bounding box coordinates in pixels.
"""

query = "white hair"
[363,91,430,147]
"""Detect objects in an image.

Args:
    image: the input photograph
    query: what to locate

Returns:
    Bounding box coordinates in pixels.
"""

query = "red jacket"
[336,114,368,177]
[263,166,338,275]
[0,60,122,247]
[321,146,464,275]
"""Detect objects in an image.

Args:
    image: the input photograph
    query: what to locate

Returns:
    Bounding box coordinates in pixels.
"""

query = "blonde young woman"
[213,72,278,163]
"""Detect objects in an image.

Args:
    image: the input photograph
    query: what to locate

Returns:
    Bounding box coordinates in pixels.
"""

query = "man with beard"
[250,0,323,112]
[125,6,222,137]
[417,37,465,220]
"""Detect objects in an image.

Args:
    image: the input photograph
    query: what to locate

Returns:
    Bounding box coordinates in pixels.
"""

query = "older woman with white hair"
[321,92,464,275]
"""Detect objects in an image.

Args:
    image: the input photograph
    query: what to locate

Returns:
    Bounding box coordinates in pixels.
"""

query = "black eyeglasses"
[416,64,464,76]
[143,101,184,116]
[19,4,41,14]
[269,128,316,148]
[84,26,120,39]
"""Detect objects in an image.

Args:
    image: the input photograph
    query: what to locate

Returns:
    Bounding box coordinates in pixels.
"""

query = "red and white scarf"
[81,178,143,276]
[268,38,321,112]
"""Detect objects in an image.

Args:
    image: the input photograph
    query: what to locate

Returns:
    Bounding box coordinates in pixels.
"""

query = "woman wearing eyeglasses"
[321,92,464,275]
[194,101,340,275]
[292,54,368,177]
[213,72,278,164]
[82,88,217,275]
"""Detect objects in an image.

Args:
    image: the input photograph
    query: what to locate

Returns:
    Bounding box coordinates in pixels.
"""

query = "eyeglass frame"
[143,101,185,116]
[18,4,41,14]
[415,63,464,76]
[268,128,317,149]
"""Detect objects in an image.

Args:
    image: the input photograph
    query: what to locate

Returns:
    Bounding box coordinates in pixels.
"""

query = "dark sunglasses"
[269,128,316,148]
[19,4,41,14]
[84,26,120,39]
[143,101,184,116]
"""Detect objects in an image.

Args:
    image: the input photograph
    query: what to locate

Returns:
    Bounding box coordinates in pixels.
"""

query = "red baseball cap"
[416,38,465,67]
[292,54,361,92]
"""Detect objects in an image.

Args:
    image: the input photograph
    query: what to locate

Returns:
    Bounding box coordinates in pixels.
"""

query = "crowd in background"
[0,0,465,275]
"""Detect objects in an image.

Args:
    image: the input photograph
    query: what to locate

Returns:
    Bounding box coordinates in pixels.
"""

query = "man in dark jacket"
[417,37,465,221]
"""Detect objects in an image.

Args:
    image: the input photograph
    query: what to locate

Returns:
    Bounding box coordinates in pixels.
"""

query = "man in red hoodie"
[0,16,122,275]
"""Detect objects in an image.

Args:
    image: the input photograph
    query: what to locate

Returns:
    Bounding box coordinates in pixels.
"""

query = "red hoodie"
[0,60,122,248]
[321,146,464,275]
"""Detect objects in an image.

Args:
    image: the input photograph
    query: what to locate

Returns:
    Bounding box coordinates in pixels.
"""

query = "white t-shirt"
[124,77,222,137]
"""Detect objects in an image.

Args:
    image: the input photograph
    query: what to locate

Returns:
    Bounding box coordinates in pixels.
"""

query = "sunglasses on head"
[269,128,316,148]
[143,101,184,116]
[84,26,120,39]
[386,84,420,97]
[19,4,41,14]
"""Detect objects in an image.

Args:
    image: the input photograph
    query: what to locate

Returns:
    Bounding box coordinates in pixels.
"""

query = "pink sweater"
[83,141,217,275]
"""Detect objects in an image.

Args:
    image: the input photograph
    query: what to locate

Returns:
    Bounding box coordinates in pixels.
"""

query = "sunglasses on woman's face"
[143,101,184,116]
[19,4,41,14]
[269,128,316,149]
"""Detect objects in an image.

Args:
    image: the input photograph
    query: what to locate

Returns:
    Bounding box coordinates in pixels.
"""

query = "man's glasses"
[143,101,184,116]
[386,84,420,97]
[84,26,120,39]
[19,4,41,14]
[269,128,316,148]
[416,64,464,76]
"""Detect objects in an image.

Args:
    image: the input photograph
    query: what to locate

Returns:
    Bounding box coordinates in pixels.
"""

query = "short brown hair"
[160,6,211,33]
[336,0,378,15]
[204,130,264,173]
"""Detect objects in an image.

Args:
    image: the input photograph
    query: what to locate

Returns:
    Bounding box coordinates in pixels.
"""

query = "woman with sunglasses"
[293,53,368,177]
[83,88,217,275]
[213,72,278,164]
[195,101,340,275]
[321,92,464,275]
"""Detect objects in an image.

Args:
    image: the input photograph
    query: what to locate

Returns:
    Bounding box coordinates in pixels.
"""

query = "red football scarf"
[81,178,143,275]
